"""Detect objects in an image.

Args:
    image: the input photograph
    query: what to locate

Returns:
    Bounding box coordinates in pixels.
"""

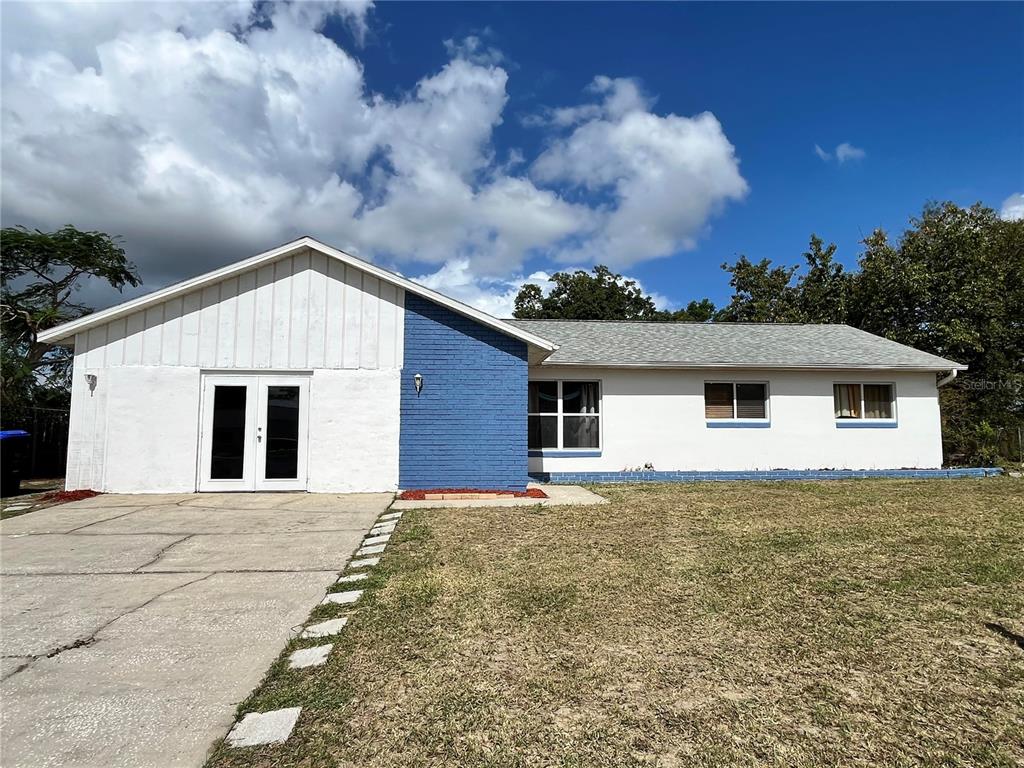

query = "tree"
[798,235,851,323]
[656,298,718,322]
[716,255,801,322]
[1,226,141,416]
[513,265,660,320]
[848,203,1024,463]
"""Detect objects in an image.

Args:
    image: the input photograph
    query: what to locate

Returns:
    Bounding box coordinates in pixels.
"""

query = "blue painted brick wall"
[400,294,528,491]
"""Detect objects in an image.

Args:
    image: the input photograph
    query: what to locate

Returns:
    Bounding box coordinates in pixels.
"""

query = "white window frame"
[704,380,771,422]
[833,381,897,422]
[528,379,602,452]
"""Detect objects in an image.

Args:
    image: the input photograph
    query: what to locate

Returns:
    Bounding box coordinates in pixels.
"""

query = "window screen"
[833,384,861,419]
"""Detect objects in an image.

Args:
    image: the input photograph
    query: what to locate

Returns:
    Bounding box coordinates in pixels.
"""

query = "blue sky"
[359,1,1023,306]
[2,1,1022,314]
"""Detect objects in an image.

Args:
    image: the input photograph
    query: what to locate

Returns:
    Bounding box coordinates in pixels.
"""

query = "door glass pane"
[528,381,558,413]
[210,386,247,479]
[562,381,600,413]
[563,415,600,448]
[265,386,300,479]
[528,415,558,449]
[863,384,893,419]
[735,383,766,419]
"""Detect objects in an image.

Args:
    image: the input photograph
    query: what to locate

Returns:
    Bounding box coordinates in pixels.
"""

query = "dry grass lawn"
[207,479,1024,768]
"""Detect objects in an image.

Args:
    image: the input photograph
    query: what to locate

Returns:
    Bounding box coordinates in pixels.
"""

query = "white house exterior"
[38,237,968,494]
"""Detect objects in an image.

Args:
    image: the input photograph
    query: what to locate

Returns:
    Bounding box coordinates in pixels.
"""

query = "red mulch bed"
[399,487,547,500]
[39,489,101,505]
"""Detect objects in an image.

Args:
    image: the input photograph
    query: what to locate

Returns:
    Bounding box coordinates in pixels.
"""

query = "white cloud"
[835,142,866,163]
[1000,192,1024,221]
[443,33,505,67]
[1,6,746,314]
[532,76,748,267]
[815,141,866,164]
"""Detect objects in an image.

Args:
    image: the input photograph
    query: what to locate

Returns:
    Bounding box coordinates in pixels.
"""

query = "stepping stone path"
[337,572,368,584]
[355,544,386,557]
[301,617,348,639]
[348,556,379,569]
[227,707,302,747]
[288,644,333,669]
[321,589,363,606]
[226,504,403,750]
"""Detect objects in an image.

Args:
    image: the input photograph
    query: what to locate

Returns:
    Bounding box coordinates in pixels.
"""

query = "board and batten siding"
[76,249,405,370]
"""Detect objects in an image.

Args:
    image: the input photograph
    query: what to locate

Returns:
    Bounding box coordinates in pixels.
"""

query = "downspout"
[937,369,958,388]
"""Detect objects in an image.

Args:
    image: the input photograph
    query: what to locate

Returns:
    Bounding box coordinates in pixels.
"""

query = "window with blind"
[704,382,768,420]
[528,381,600,450]
[834,383,894,419]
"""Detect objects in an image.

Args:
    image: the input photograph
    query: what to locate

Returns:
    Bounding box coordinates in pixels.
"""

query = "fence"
[2,407,70,478]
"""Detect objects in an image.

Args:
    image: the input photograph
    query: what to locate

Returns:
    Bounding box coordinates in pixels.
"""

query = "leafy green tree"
[513,265,660,320]
[1,226,141,417]
[716,255,801,322]
[849,203,1023,463]
[656,298,718,322]
[798,235,852,323]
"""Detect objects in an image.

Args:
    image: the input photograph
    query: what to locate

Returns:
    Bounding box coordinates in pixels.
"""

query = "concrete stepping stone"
[337,572,368,584]
[362,533,391,546]
[321,589,363,606]
[370,522,396,535]
[301,617,348,638]
[378,511,403,522]
[348,557,379,569]
[288,644,333,669]
[226,707,302,747]
[355,544,386,557]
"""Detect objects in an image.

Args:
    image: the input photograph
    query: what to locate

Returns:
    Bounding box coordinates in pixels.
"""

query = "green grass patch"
[206,478,1024,768]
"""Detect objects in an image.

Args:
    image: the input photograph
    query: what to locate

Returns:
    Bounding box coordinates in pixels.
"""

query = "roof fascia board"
[536,361,968,372]
[38,237,557,352]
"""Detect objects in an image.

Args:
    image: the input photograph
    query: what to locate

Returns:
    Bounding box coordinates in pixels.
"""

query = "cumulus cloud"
[815,141,866,164]
[1000,192,1024,221]
[1,4,746,312]
[532,76,748,266]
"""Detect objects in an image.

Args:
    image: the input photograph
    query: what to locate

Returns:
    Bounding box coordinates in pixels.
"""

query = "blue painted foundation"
[400,294,529,491]
[529,468,1004,484]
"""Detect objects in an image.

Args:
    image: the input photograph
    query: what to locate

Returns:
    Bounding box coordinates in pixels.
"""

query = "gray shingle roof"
[507,320,966,371]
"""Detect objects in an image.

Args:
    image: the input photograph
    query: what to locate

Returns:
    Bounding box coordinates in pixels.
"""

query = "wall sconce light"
[85,373,98,392]
[413,373,423,395]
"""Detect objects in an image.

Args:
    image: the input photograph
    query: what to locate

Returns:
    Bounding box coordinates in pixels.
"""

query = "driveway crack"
[2,572,215,680]
[133,534,195,571]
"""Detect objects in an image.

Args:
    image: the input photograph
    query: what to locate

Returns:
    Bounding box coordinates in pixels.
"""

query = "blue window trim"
[528,449,602,458]
[836,420,898,429]
[706,420,771,429]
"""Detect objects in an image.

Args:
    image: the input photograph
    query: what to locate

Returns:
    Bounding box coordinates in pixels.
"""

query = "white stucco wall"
[307,369,401,493]
[63,250,406,493]
[528,367,944,473]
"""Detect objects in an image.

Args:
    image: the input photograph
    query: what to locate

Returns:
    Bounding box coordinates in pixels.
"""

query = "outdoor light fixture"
[414,372,423,394]
[85,373,98,393]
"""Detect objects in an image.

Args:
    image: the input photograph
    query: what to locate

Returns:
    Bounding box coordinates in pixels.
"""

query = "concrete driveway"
[0,492,391,768]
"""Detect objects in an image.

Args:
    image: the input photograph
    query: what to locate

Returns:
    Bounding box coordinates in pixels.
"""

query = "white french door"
[198,374,310,491]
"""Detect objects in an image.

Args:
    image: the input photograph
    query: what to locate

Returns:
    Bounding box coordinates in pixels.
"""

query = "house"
[38,237,968,494]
